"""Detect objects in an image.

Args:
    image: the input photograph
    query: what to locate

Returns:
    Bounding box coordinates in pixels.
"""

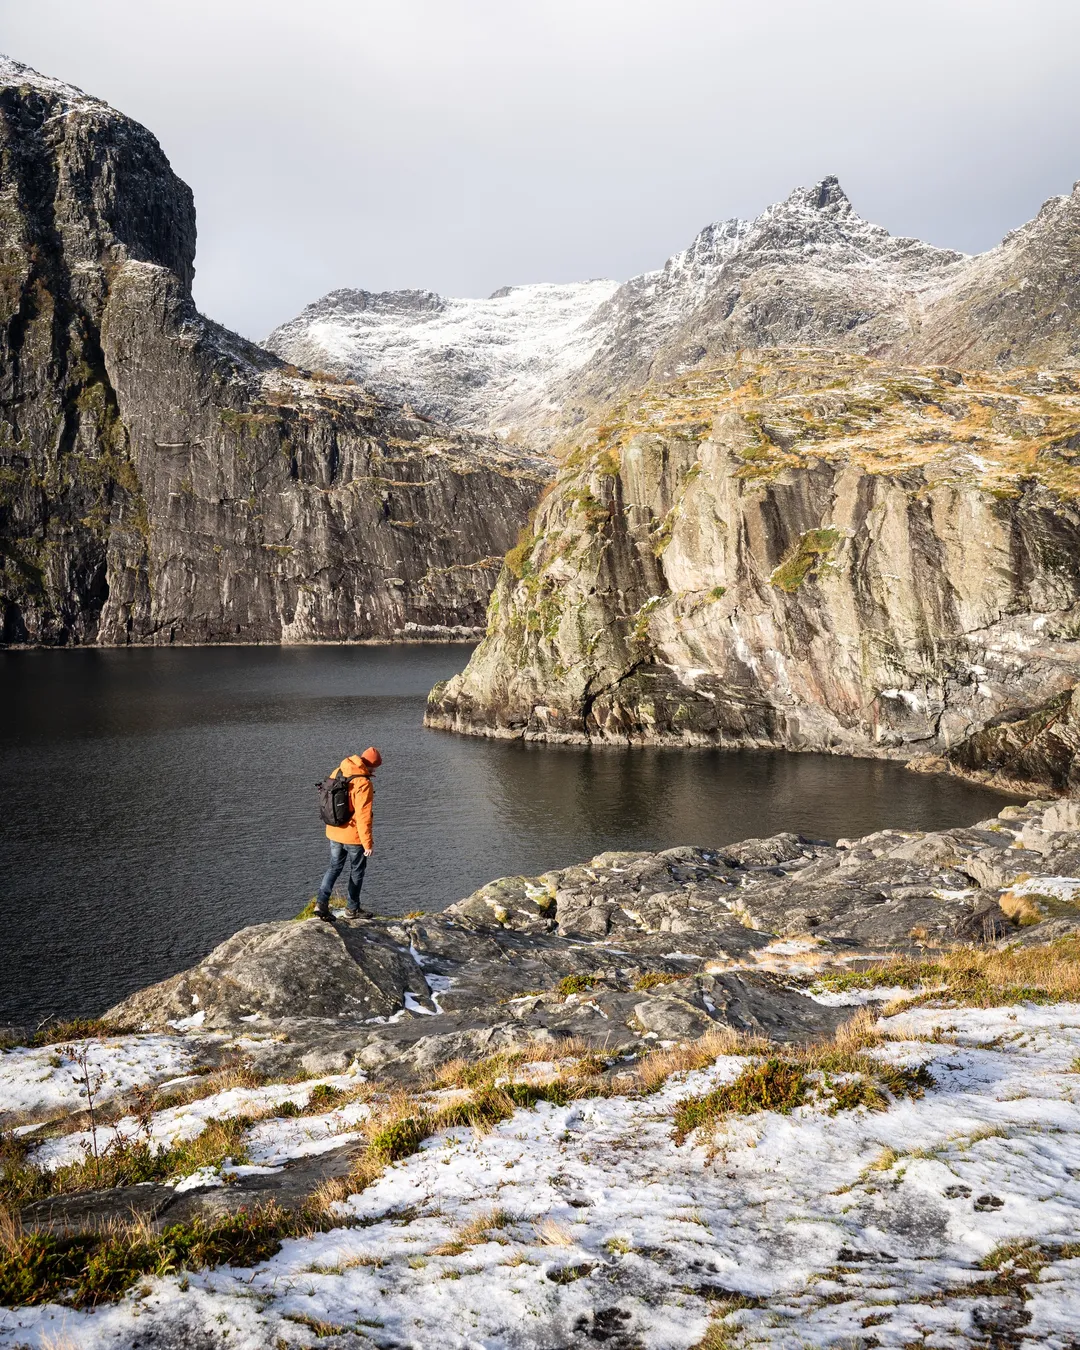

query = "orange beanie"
[360,746,383,768]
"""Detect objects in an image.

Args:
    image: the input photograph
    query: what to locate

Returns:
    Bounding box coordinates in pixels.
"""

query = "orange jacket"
[325,755,374,850]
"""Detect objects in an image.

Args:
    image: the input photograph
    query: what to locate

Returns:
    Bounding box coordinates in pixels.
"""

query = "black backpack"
[316,770,360,827]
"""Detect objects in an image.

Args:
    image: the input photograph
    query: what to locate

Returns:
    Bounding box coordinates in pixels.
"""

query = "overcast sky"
[3,0,1079,340]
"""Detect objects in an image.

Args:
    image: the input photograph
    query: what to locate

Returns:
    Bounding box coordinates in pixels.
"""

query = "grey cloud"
[3,0,1079,339]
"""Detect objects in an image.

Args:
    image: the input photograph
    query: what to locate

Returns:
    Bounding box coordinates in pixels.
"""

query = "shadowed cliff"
[0,58,547,645]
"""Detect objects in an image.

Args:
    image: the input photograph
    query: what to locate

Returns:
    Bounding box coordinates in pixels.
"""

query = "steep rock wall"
[427,354,1080,773]
[95,262,546,644]
[0,58,546,645]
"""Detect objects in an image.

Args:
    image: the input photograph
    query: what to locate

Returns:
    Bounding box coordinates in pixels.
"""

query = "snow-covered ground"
[0,1035,196,1124]
[4,1002,1080,1348]
[25,1070,369,1171]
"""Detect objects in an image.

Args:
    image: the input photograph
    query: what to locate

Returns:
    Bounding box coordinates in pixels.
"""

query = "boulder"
[107,918,429,1028]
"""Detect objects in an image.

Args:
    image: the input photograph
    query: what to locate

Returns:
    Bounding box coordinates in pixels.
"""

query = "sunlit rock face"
[0,57,548,645]
[427,352,1080,786]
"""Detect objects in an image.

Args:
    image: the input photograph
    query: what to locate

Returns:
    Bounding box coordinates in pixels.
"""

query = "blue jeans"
[317,842,368,911]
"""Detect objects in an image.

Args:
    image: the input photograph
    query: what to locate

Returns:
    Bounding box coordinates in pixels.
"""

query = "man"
[314,746,382,921]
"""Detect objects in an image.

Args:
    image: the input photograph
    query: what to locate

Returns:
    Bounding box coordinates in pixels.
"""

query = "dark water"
[0,646,1018,1025]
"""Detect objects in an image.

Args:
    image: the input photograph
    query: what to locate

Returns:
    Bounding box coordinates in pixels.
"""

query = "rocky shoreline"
[96,796,1080,1082]
[4,799,1080,1345]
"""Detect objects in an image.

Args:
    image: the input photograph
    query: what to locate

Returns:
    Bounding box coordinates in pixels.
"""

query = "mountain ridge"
[268,173,1080,446]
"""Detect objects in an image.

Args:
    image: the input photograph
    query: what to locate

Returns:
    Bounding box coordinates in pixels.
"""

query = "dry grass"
[534,1217,574,1246]
[0,1197,338,1308]
[1,1114,258,1209]
[623,1027,769,1095]
[671,1011,933,1143]
[817,935,1080,1010]
[433,1037,601,1090]
[430,1207,513,1255]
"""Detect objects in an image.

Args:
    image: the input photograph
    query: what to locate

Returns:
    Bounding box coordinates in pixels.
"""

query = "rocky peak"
[0,54,97,111]
[0,52,196,300]
[742,175,965,275]
[773,174,855,216]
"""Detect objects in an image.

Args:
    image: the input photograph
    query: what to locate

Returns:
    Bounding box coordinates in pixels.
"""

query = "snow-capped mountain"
[264,279,619,438]
[266,175,1080,443]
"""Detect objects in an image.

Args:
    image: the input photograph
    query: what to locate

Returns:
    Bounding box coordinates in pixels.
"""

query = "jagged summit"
[777,174,872,216]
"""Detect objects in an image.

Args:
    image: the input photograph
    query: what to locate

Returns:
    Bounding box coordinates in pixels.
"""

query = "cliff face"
[0,58,546,645]
[427,353,1080,778]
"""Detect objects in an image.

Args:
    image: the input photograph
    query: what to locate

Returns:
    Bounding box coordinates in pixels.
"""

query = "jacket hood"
[340,754,372,777]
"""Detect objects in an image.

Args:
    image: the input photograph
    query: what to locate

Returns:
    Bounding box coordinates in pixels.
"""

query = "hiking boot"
[313,904,335,923]
[343,907,370,921]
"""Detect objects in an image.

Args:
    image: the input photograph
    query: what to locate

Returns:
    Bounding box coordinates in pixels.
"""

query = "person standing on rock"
[314,747,382,921]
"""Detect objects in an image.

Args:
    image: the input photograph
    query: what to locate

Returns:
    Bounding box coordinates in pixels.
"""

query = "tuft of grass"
[674,1058,808,1141]
[0,1200,337,1309]
[978,1239,1049,1281]
[293,897,347,921]
[504,524,537,580]
[556,974,597,997]
[283,1313,353,1338]
[535,1217,574,1246]
[8,1021,134,1049]
[691,1322,739,1350]
[632,971,682,991]
[826,1076,888,1113]
[304,1083,347,1113]
[367,1113,432,1164]
[430,1207,512,1256]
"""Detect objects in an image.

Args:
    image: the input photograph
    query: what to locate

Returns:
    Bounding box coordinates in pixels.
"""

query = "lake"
[0,645,1017,1025]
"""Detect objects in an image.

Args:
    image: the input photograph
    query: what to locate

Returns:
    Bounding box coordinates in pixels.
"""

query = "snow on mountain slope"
[552,177,969,420]
[267,175,1080,446]
[264,279,619,438]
